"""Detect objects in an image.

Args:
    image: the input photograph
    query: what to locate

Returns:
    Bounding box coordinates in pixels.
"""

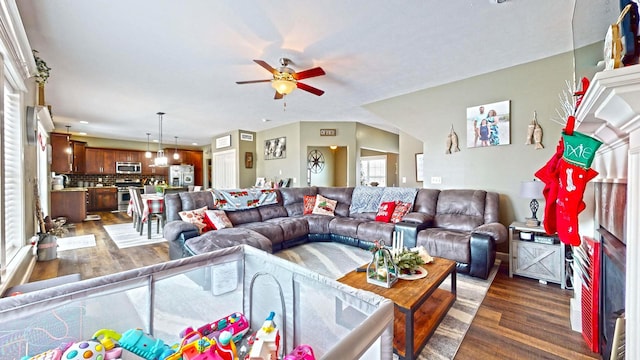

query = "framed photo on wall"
[466,100,511,148]
[415,153,424,182]
[245,152,253,168]
[265,137,286,159]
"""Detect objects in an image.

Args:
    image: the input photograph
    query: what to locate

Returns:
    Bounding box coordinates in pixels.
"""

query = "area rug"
[103,222,166,249]
[56,234,96,251]
[275,242,500,360]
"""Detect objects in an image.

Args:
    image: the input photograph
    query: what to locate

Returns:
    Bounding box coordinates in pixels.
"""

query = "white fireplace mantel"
[575,64,639,359]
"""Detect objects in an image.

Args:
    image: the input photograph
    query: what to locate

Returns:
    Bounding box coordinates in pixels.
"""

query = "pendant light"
[154,112,168,167]
[145,132,152,158]
[65,125,72,154]
[173,136,180,160]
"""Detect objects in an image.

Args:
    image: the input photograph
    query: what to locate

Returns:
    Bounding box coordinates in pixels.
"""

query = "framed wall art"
[466,100,511,148]
[240,133,254,141]
[216,134,231,149]
[415,153,424,182]
[265,137,286,160]
[245,152,253,168]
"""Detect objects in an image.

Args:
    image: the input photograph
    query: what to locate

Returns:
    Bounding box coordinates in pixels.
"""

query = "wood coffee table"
[337,257,456,360]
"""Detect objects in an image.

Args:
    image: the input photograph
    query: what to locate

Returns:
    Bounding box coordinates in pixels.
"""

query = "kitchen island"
[50,187,87,223]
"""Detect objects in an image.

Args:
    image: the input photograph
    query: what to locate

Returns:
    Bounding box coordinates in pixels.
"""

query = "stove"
[115,180,143,212]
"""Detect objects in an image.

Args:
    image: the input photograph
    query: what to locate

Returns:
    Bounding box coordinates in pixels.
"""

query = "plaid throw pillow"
[303,195,316,215]
[390,201,412,223]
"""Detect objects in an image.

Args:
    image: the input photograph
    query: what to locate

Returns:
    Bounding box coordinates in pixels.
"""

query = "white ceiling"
[17,0,618,147]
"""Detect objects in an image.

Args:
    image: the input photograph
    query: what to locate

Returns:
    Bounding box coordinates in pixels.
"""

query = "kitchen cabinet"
[87,187,118,211]
[50,133,72,174]
[142,153,168,176]
[116,150,142,163]
[85,148,116,174]
[72,141,86,173]
[51,189,87,223]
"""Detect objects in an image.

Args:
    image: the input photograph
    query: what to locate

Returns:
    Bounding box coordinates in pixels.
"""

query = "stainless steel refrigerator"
[169,165,195,187]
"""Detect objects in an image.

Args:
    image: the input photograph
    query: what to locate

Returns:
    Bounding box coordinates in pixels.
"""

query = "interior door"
[212,149,236,189]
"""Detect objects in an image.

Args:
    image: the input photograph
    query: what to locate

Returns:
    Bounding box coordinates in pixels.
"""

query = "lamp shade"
[519,180,544,199]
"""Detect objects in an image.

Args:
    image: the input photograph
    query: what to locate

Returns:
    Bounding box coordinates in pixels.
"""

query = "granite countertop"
[51,187,88,192]
[52,186,119,192]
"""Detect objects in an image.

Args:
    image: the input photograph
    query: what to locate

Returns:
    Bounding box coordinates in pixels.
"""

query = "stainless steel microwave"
[115,161,142,174]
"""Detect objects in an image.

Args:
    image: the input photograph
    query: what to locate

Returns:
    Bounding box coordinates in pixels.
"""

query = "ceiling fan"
[236,58,326,99]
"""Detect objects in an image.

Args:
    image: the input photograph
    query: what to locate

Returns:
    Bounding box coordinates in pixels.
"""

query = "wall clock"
[307,150,325,173]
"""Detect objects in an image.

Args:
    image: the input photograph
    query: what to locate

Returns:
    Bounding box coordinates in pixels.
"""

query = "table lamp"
[519,180,544,227]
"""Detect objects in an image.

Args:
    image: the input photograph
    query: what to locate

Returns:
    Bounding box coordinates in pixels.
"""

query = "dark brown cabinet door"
[51,133,72,174]
[85,148,118,174]
[87,187,117,211]
[72,141,86,173]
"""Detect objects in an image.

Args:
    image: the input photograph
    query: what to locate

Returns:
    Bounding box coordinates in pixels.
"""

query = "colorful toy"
[216,331,237,360]
[283,344,315,360]
[248,312,280,360]
[182,312,250,344]
[163,330,222,360]
[118,328,170,360]
[21,342,72,360]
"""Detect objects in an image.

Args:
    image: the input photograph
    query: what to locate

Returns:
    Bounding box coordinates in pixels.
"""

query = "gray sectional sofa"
[163,186,508,279]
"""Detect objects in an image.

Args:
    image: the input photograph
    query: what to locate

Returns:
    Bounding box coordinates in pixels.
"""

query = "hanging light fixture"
[145,132,152,158]
[173,136,180,160]
[65,125,72,154]
[154,112,168,167]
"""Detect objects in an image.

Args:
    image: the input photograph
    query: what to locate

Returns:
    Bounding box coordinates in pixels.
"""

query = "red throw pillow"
[375,201,396,223]
[390,201,412,223]
[303,195,316,215]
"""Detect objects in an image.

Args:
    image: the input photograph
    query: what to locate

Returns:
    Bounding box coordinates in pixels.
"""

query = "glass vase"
[366,247,398,288]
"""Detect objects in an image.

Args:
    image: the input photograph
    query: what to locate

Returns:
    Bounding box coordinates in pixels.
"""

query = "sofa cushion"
[303,195,316,215]
[349,186,384,213]
[434,190,487,231]
[317,187,353,217]
[236,222,285,248]
[258,204,289,221]
[279,187,318,217]
[265,217,309,242]
[184,228,272,255]
[204,210,233,230]
[312,195,337,216]
[375,201,396,223]
[329,217,368,239]
[416,228,471,264]
[304,214,334,234]
[225,207,262,226]
[390,201,412,223]
[179,206,212,234]
[356,221,395,245]
[179,191,216,212]
[413,189,440,215]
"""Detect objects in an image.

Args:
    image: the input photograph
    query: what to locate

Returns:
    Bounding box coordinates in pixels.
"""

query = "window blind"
[3,84,23,263]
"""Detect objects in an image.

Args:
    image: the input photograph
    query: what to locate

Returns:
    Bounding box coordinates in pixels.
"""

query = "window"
[360,156,386,187]
[1,83,24,266]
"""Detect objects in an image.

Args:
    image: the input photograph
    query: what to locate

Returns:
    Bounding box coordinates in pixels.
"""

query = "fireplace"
[595,182,626,359]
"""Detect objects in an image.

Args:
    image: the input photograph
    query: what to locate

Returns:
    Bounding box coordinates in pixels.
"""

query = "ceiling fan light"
[271,79,296,95]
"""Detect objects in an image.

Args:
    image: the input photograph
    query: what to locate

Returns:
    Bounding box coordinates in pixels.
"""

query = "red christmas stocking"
[555,160,598,246]
[534,139,564,234]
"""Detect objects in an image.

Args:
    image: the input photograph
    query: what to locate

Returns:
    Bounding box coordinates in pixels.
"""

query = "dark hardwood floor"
[30,212,600,360]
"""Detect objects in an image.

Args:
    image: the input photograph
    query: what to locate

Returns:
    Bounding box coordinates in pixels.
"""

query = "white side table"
[509,221,566,289]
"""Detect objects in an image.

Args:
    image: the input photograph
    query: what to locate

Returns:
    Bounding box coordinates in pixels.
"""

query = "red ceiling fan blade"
[236,79,271,84]
[254,59,277,74]
[297,82,325,96]
[293,67,325,80]
[274,91,284,100]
